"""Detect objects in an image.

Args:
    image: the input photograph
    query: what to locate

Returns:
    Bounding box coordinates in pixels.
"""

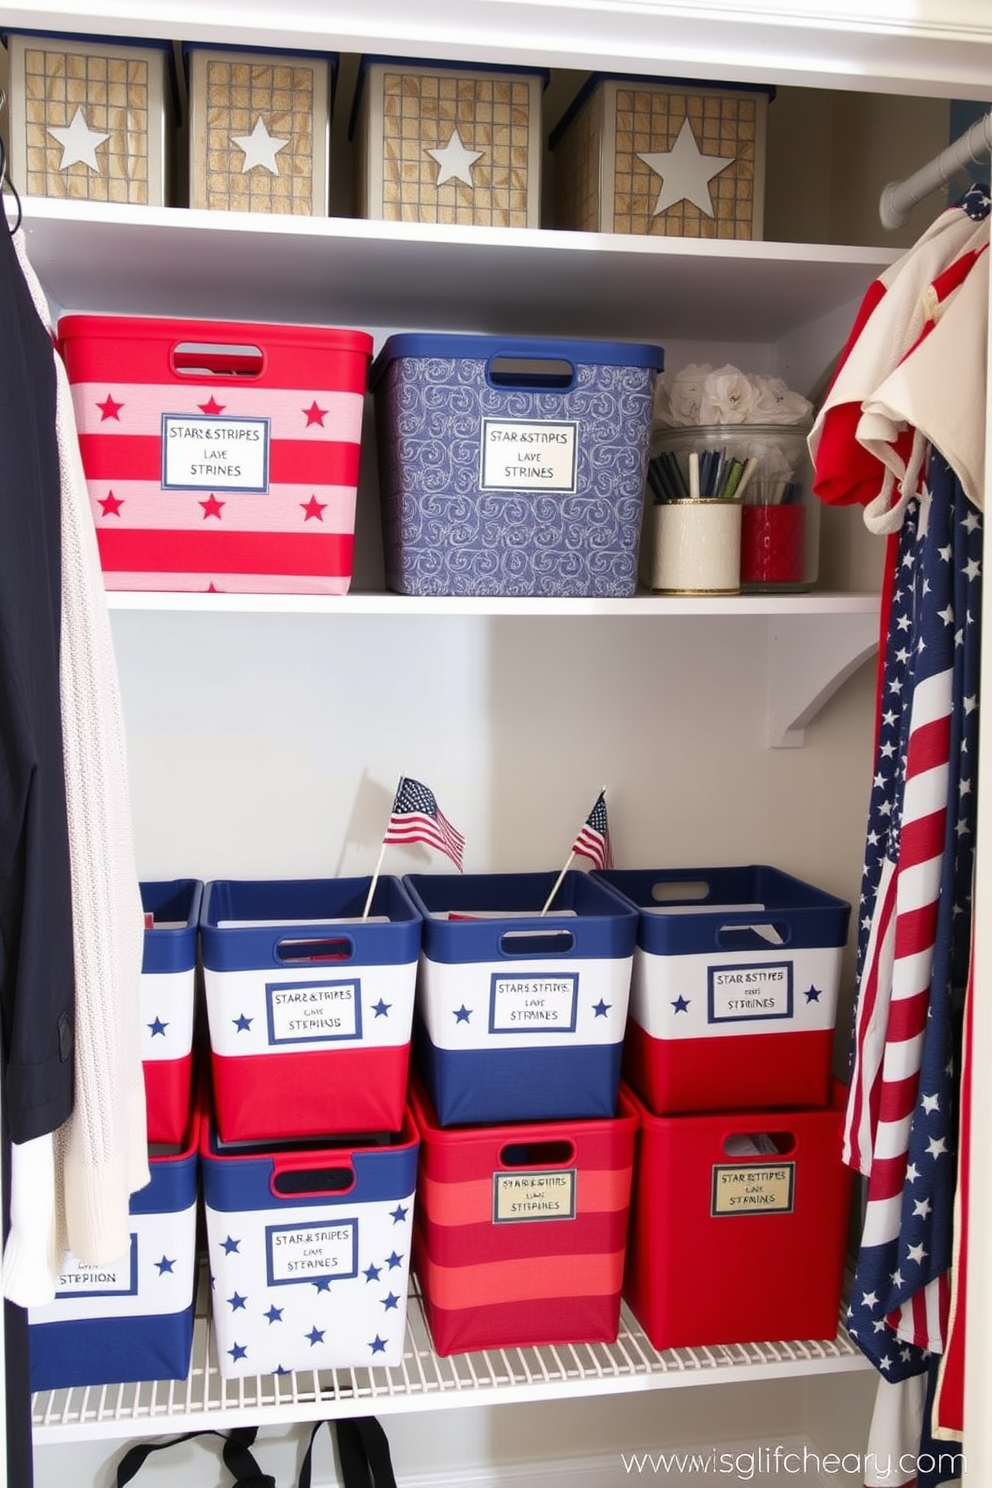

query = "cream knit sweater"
[3,234,148,1306]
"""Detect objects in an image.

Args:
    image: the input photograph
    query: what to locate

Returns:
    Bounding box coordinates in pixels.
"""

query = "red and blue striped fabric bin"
[410,1076,638,1355]
[57,313,372,594]
[595,865,850,1114]
[403,870,637,1126]
[200,876,421,1144]
[200,1109,419,1377]
[140,878,202,1146]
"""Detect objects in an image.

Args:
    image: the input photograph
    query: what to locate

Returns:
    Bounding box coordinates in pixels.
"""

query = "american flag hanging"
[571,790,613,871]
[383,775,465,870]
[844,457,980,1411]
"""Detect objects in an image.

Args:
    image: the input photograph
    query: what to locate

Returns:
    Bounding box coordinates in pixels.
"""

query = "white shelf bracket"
[767,611,879,748]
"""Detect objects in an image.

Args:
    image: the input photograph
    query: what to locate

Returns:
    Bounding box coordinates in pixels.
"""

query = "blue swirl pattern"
[376,354,658,596]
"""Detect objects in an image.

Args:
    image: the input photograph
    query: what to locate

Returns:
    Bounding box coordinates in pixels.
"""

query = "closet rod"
[879,109,992,229]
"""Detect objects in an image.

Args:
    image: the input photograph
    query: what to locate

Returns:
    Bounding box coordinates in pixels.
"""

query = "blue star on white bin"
[638,117,734,217]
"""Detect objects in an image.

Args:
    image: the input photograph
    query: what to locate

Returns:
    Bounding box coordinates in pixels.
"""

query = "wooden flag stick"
[540,852,575,915]
[362,839,388,920]
[363,772,404,919]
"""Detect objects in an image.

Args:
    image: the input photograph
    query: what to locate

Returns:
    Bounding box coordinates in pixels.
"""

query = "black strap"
[298,1416,397,1488]
[117,1425,275,1487]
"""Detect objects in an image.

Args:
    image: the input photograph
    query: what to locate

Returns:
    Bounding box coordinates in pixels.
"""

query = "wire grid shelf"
[32,1274,869,1445]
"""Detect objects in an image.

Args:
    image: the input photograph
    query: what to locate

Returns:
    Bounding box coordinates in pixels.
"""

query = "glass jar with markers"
[641,365,818,595]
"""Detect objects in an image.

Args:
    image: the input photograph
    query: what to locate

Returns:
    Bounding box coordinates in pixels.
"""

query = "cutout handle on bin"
[275,936,354,964]
[650,878,712,904]
[498,1138,575,1168]
[715,921,789,949]
[487,354,576,391]
[271,1162,356,1198]
[498,928,574,956]
[171,340,265,378]
[721,1131,796,1157]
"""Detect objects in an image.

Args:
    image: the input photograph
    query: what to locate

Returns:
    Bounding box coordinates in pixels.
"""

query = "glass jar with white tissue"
[641,421,817,594]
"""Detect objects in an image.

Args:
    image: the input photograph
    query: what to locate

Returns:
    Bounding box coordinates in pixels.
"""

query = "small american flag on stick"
[571,789,613,871]
[383,775,465,870]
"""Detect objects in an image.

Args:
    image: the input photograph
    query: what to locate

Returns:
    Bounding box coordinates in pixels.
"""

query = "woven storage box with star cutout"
[550,74,773,239]
[351,57,544,227]
[185,44,334,215]
[4,31,173,204]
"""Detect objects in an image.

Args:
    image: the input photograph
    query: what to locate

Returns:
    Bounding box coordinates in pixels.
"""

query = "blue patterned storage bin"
[370,333,664,597]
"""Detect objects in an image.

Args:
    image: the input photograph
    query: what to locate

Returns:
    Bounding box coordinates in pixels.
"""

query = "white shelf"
[102,589,879,617]
[31,1278,869,1446]
[3,0,991,97]
[21,200,898,343]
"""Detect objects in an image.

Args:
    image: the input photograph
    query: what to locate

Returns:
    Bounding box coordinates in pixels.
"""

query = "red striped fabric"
[96,527,354,579]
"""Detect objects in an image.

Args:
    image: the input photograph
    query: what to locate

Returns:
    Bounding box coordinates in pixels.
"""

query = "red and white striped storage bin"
[409,1076,638,1355]
[622,1080,852,1350]
[57,314,373,594]
[140,878,202,1146]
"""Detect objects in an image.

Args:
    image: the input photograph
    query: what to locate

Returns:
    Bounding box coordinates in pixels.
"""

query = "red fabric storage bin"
[409,1075,638,1355]
[623,1079,853,1350]
[57,314,373,595]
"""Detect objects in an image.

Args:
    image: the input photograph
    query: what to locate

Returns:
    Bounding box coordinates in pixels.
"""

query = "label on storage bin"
[493,1170,577,1222]
[266,978,362,1043]
[267,1219,359,1284]
[55,1236,138,1298]
[161,413,270,492]
[708,962,793,1022]
[711,1163,795,1216]
[480,419,578,493]
[489,973,579,1034]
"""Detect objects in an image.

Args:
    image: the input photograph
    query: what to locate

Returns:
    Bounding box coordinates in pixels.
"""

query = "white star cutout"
[913,1196,932,1218]
[920,1092,940,1113]
[926,1135,948,1158]
[230,117,290,175]
[47,107,110,171]
[637,117,735,217]
[427,129,484,187]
